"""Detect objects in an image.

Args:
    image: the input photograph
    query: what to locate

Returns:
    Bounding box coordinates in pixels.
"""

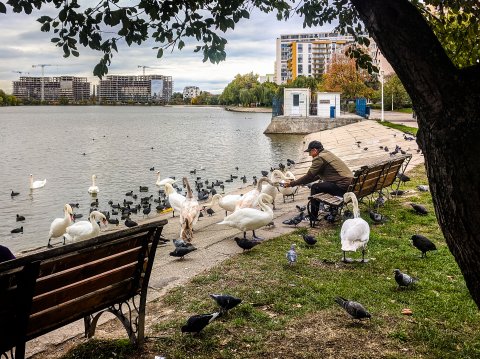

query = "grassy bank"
[63,165,480,359]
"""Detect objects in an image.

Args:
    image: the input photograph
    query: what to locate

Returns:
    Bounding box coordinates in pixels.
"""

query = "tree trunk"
[350,0,480,307]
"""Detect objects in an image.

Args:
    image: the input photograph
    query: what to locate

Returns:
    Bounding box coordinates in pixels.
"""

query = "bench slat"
[34,246,144,296]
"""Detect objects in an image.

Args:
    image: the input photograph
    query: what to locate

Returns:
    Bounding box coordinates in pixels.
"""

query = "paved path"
[369,109,418,128]
[28,120,424,358]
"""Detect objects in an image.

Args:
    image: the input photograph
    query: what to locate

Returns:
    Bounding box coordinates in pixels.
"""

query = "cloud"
[0,7,332,94]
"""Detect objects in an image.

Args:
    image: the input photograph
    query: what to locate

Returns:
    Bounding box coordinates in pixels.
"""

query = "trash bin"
[365,106,371,119]
[330,106,336,119]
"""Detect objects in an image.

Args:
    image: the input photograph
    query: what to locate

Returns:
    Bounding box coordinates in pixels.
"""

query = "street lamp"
[380,70,385,122]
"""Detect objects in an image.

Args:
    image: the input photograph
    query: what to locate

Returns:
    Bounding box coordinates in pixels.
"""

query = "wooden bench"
[0,219,167,359]
[307,154,411,227]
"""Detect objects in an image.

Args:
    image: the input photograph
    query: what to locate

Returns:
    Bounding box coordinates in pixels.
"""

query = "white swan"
[88,174,99,194]
[272,169,297,201]
[65,210,107,242]
[47,204,74,247]
[179,177,201,242]
[164,182,186,217]
[155,171,176,187]
[203,193,243,216]
[340,192,370,263]
[218,193,273,240]
[235,177,275,210]
[30,174,46,189]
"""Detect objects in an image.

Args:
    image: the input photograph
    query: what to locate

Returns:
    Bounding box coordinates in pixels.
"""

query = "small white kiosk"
[283,88,310,116]
[317,92,341,118]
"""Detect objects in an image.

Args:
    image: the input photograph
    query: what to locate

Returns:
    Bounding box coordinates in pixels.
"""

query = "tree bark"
[350,0,480,308]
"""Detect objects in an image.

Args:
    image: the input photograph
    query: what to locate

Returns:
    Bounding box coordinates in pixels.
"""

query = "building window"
[298,64,303,74]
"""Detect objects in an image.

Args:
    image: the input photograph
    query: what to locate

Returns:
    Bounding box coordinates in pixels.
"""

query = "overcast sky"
[0,7,333,94]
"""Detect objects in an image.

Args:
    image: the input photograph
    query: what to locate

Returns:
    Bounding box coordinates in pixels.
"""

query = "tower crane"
[137,65,162,76]
[32,64,53,102]
[12,70,30,76]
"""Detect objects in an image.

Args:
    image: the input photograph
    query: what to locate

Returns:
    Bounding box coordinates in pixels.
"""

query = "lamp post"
[380,70,385,122]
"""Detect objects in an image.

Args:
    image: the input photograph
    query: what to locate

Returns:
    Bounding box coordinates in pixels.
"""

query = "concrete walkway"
[28,120,424,358]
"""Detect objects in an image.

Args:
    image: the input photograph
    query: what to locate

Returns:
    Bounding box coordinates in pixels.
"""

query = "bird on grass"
[210,294,242,313]
[234,237,261,251]
[394,269,418,289]
[411,234,437,258]
[286,244,297,265]
[410,203,428,215]
[417,185,429,192]
[334,297,371,320]
[369,210,385,224]
[181,312,221,334]
[302,233,317,246]
[169,245,197,259]
[397,173,410,184]
[390,190,404,196]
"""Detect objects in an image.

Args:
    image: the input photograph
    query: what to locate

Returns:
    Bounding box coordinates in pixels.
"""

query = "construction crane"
[12,70,30,76]
[137,65,162,76]
[32,64,53,102]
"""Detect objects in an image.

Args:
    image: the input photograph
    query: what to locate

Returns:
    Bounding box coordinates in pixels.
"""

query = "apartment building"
[98,75,173,103]
[12,76,90,101]
[183,86,200,99]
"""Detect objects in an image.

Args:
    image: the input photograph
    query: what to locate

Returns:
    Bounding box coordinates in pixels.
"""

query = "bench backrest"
[348,154,411,199]
[0,219,167,351]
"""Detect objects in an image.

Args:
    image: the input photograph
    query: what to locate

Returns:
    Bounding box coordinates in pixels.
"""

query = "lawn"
[62,164,480,359]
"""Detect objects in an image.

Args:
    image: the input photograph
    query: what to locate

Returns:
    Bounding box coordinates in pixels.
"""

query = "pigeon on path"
[234,237,260,251]
[169,245,197,259]
[181,312,220,334]
[210,294,242,313]
[334,297,371,320]
[394,269,418,289]
[411,234,437,257]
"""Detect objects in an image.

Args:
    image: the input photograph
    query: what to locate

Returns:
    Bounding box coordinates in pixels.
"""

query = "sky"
[0,5,334,95]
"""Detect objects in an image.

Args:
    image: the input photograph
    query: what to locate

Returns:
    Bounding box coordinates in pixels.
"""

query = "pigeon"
[334,297,371,320]
[417,185,429,192]
[374,195,386,209]
[124,218,138,227]
[173,238,192,248]
[11,226,23,234]
[411,234,437,258]
[286,244,297,265]
[234,237,260,251]
[397,173,410,183]
[390,190,404,196]
[210,294,242,313]
[282,212,305,227]
[410,203,428,215]
[296,205,306,212]
[394,269,418,289]
[369,210,385,224]
[181,312,220,334]
[302,233,317,246]
[169,245,197,259]
[16,214,25,222]
[206,208,215,216]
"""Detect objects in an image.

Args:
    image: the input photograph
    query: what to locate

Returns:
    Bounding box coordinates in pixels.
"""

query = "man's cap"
[304,140,324,152]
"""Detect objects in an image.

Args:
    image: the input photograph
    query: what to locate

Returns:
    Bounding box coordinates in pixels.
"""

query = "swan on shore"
[179,177,201,242]
[340,192,370,263]
[235,177,275,210]
[65,210,107,242]
[30,174,46,189]
[164,182,186,217]
[47,204,74,247]
[203,193,243,216]
[155,171,176,187]
[218,193,273,240]
[272,169,297,201]
[88,174,99,194]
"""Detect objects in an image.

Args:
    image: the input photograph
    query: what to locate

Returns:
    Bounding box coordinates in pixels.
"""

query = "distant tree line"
[0,90,20,106]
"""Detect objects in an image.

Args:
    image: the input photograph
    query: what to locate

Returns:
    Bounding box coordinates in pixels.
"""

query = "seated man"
[0,245,15,263]
[284,140,353,220]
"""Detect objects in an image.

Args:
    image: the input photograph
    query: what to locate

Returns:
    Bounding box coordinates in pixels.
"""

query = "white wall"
[317,92,341,118]
[284,88,310,116]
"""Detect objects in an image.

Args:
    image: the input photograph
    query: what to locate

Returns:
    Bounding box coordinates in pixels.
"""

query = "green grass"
[62,165,480,359]
[396,108,413,114]
[377,120,418,135]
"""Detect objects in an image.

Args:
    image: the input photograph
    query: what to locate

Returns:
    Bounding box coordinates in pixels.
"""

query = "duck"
[179,177,201,243]
[203,193,243,216]
[218,193,273,240]
[271,169,297,202]
[47,204,74,247]
[235,177,275,210]
[88,174,99,194]
[155,171,176,188]
[164,182,186,217]
[29,174,46,189]
[340,192,370,263]
[65,210,107,242]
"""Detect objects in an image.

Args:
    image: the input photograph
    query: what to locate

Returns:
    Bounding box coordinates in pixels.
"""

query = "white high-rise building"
[183,86,200,99]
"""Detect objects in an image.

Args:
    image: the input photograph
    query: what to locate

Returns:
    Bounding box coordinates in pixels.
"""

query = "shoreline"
[224,105,272,113]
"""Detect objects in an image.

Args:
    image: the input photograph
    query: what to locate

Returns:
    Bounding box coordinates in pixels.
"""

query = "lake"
[0,105,303,254]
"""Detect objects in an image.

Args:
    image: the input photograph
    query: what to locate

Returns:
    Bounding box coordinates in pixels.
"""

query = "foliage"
[219,73,278,106]
[323,55,375,100]
[0,89,20,106]
[371,74,412,110]
[61,339,135,359]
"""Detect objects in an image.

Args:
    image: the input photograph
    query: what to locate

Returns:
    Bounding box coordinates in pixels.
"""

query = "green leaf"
[178,40,185,50]
[156,48,163,58]
[71,50,79,57]
[0,2,6,14]
[51,37,61,43]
